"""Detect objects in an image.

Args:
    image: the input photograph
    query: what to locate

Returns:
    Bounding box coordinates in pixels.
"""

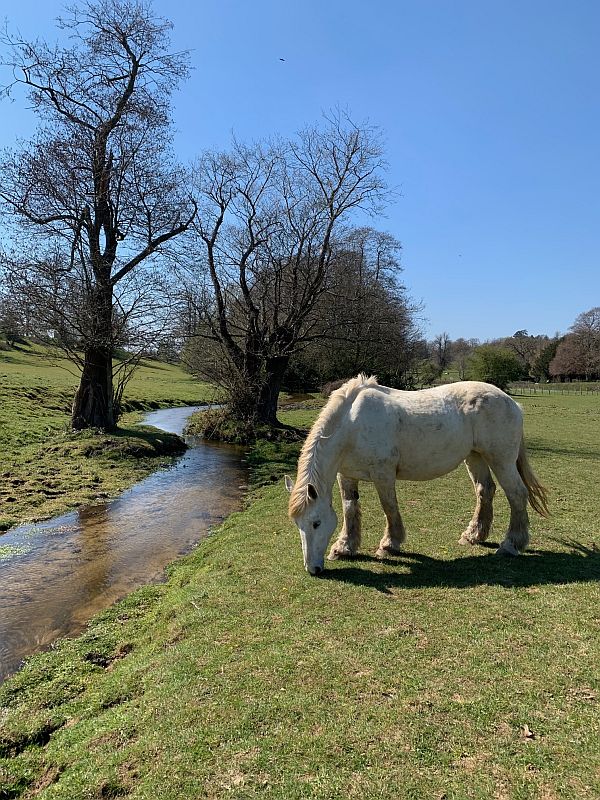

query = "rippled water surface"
[0,407,246,681]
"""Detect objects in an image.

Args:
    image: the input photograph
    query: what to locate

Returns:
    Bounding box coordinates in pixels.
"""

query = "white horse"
[285,375,549,576]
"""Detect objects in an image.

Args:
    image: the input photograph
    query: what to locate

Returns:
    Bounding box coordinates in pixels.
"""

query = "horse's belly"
[395,452,467,481]
[339,446,468,483]
[394,430,472,479]
[340,422,472,483]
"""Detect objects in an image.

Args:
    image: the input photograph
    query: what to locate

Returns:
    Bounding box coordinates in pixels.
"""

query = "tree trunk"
[256,356,289,425]
[71,345,115,430]
[71,281,115,430]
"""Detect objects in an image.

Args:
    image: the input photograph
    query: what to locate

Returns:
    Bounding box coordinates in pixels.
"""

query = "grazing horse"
[285,375,549,576]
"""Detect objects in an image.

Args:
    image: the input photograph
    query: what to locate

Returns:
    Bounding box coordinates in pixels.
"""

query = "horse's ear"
[307,483,318,501]
[284,475,294,493]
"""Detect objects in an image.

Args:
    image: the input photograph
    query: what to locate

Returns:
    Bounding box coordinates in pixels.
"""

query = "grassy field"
[0,342,215,531]
[0,391,598,798]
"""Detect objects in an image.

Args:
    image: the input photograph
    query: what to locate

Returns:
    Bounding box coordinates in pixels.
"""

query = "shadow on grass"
[527,442,600,461]
[0,351,31,366]
[118,425,187,451]
[323,540,600,592]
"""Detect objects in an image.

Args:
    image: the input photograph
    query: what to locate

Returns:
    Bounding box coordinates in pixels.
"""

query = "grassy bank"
[184,395,322,444]
[0,342,215,530]
[1,393,599,798]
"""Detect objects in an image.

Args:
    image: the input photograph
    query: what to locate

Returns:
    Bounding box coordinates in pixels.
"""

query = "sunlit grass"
[0,342,213,530]
[1,392,598,798]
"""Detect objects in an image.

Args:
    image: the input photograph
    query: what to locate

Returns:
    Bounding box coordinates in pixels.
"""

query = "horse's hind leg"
[328,474,362,560]
[374,478,406,558]
[488,459,530,556]
[459,452,496,546]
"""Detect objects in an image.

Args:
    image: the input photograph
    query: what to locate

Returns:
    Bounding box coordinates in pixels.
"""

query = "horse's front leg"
[328,474,362,560]
[374,478,406,558]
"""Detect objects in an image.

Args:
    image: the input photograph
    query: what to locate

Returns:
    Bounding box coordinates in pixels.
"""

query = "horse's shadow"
[323,539,600,593]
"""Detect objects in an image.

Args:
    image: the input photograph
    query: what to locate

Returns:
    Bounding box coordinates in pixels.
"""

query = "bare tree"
[549,336,585,380]
[431,331,452,371]
[571,307,600,378]
[550,307,600,380]
[185,115,389,425]
[1,0,195,429]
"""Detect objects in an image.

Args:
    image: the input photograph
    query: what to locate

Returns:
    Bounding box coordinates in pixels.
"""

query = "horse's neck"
[314,427,346,496]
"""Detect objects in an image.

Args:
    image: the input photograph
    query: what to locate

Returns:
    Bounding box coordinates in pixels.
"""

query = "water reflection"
[0,406,246,681]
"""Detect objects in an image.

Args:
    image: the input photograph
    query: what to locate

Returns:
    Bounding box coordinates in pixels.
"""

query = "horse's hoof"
[458,534,475,546]
[375,546,402,559]
[495,543,519,557]
[328,548,354,561]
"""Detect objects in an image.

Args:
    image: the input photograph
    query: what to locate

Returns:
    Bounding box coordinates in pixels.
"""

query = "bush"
[469,346,523,391]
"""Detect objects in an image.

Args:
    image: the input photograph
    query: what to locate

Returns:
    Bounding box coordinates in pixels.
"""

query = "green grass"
[1,393,599,798]
[0,341,215,530]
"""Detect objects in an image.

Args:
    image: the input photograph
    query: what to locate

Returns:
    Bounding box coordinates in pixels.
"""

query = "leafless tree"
[571,307,600,377]
[550,307,600,380]
[431,331,452,371]
[0,0,195,429]
[184,115,390,424]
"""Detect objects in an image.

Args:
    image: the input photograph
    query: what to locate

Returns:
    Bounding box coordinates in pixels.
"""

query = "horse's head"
[285,475,337,576]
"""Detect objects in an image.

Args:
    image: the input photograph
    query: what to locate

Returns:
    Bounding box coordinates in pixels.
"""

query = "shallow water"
[0,407,246,681]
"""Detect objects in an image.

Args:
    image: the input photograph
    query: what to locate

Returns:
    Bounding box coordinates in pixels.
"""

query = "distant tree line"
[548,308,600,381]
[421,307,600,391]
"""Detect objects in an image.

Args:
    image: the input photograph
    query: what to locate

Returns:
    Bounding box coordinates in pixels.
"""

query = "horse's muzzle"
[309,565,324,577]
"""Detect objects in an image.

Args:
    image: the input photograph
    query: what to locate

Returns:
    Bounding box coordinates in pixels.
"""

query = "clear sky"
[1,0,598,341]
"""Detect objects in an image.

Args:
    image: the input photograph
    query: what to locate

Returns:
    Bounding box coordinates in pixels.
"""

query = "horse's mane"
[288,373,378,518]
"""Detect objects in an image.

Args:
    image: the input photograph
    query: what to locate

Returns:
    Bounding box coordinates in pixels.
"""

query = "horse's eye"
[312,520,321,529]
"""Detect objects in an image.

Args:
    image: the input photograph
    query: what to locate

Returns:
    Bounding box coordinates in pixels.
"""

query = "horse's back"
[340,381,523,481]
[350,381,519,422]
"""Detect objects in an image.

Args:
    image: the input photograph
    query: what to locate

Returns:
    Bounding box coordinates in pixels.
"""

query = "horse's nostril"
[313,566,323,576]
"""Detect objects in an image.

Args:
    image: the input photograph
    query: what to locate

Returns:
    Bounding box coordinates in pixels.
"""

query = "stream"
[0,406,247,681]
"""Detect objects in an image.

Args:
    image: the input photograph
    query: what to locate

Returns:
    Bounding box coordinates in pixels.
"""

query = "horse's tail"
[517,438,550,517]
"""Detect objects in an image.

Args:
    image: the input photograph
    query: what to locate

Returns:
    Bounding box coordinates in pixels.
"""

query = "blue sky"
[1,0,598,341]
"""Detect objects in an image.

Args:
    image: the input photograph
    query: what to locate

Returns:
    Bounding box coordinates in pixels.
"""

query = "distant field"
[0,342,215,530]
[0,341,209,410]
[1,391,598,798]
